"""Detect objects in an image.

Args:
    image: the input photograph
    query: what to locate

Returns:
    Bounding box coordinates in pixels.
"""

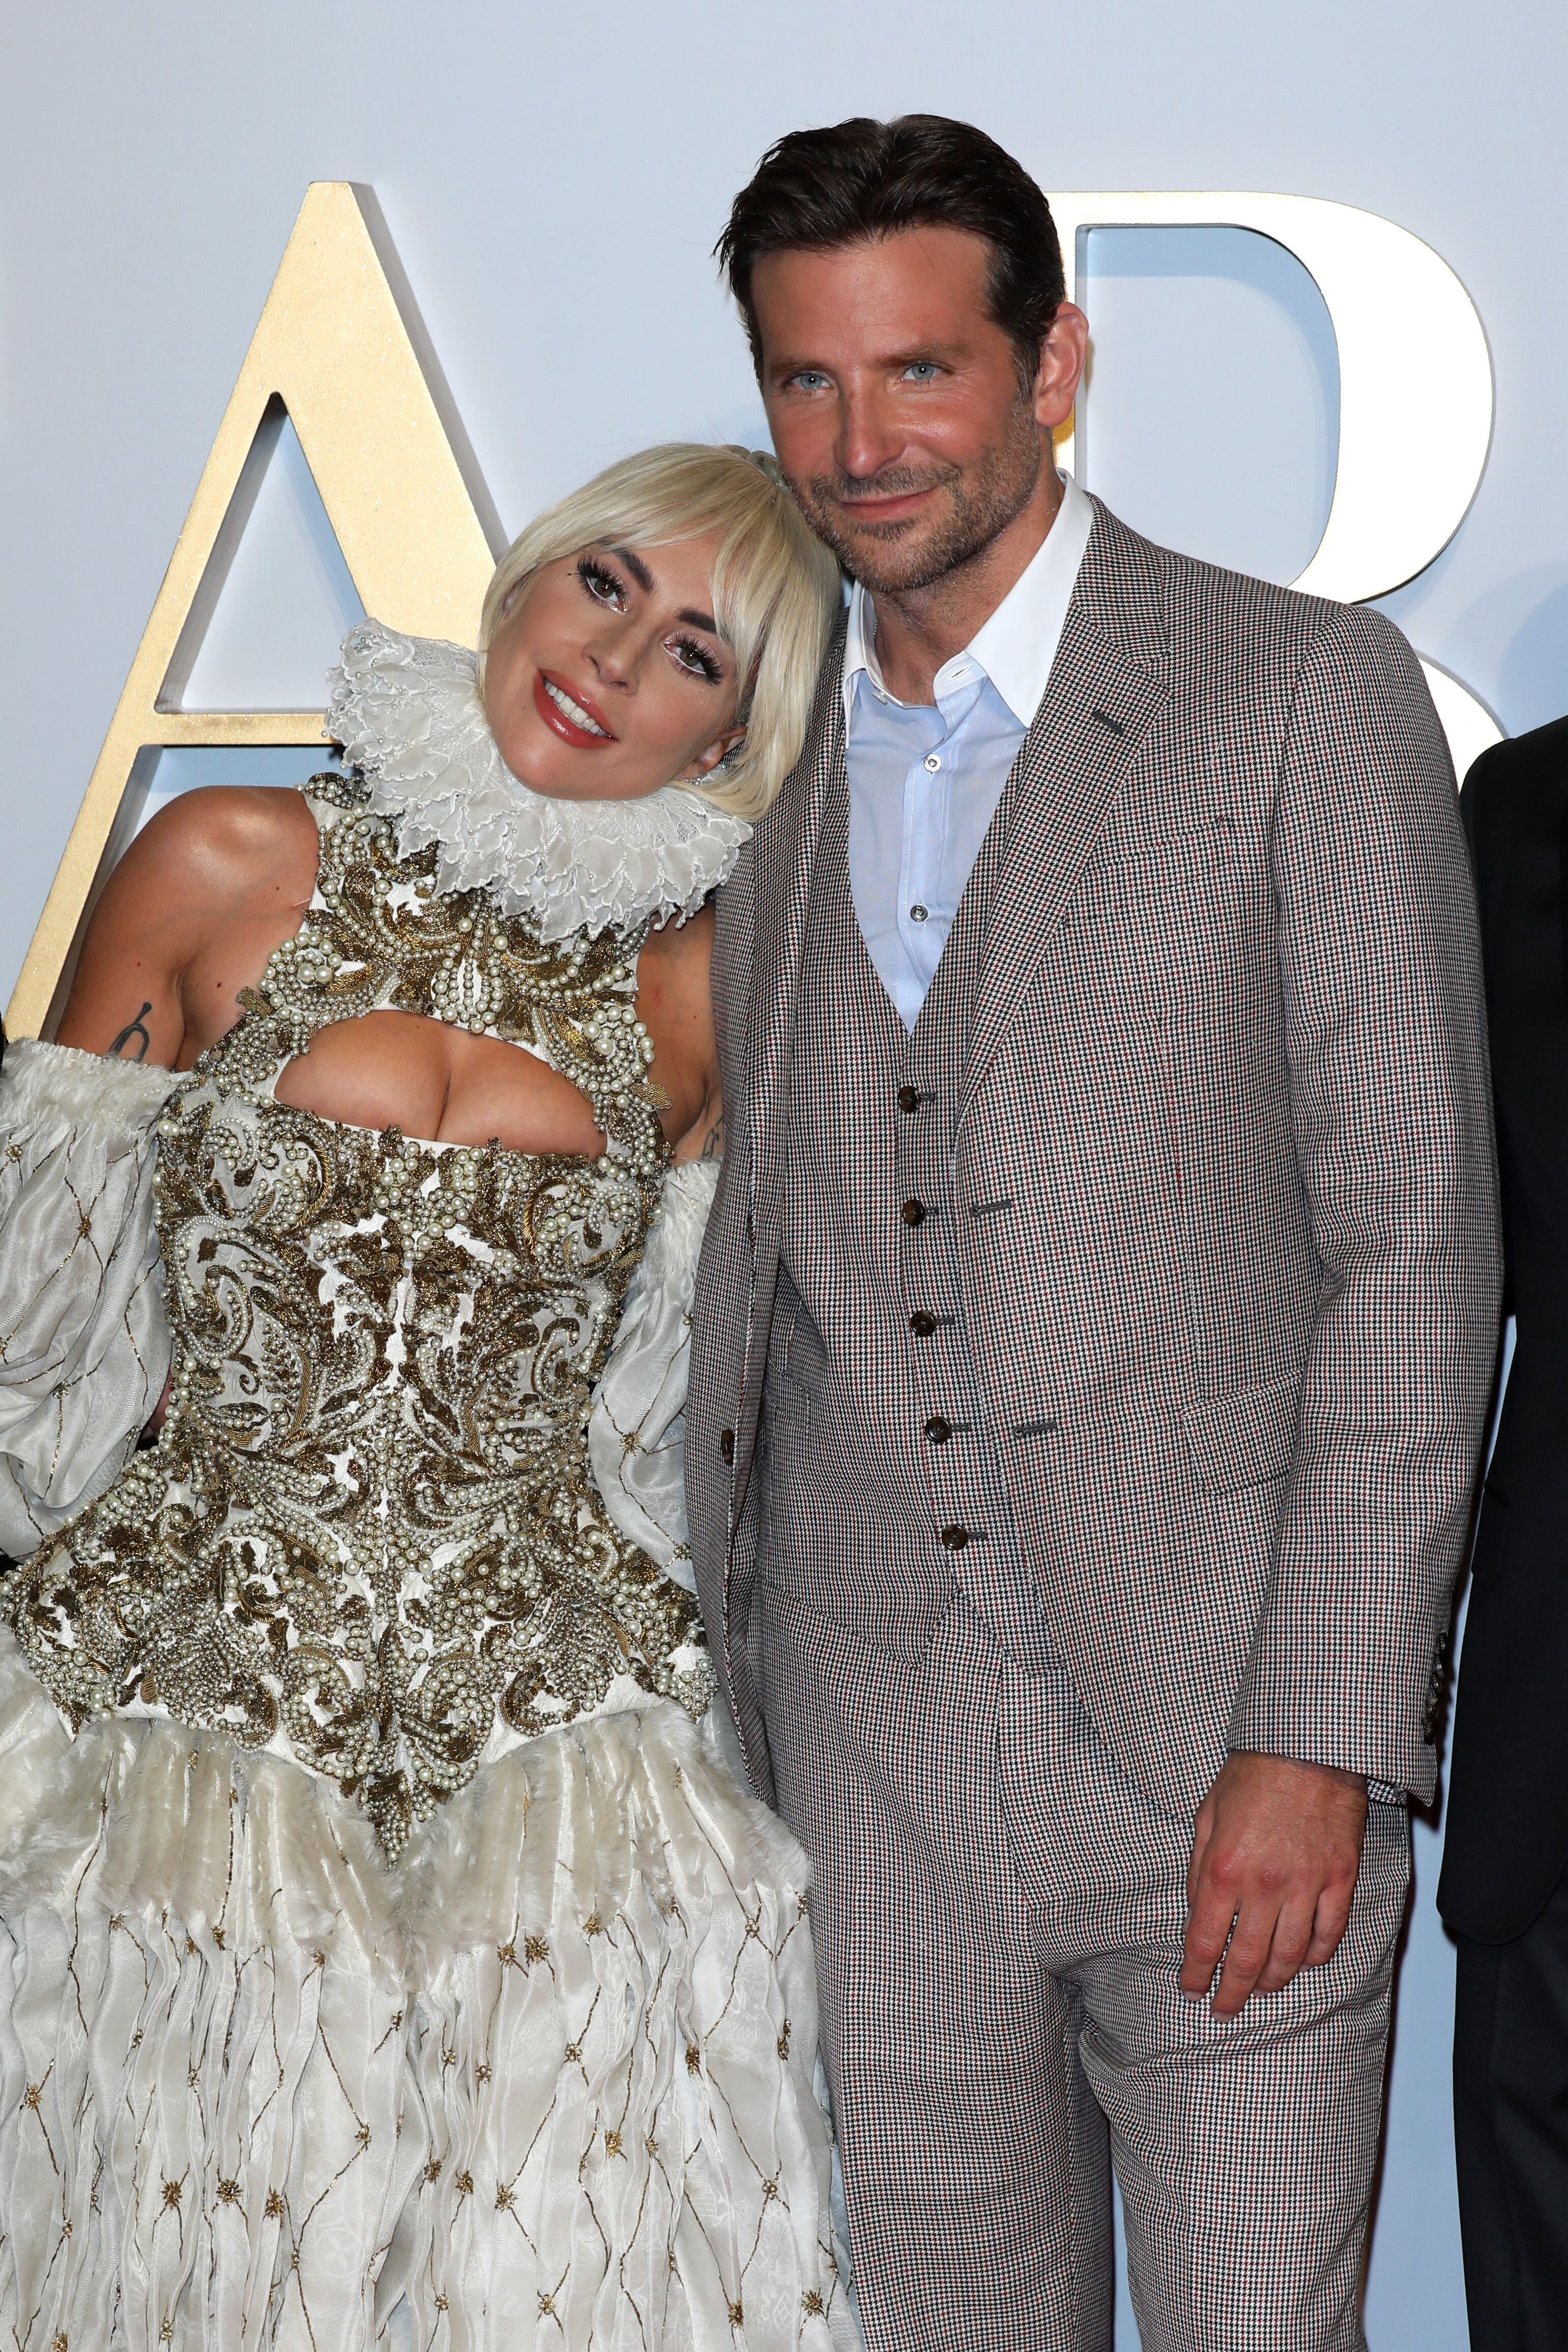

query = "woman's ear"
[686,725,747,781]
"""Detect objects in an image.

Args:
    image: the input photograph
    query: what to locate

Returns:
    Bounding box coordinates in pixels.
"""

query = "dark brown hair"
[716,114,1066,391]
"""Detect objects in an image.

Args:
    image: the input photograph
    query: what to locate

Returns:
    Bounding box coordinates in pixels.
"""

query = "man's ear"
[688,724,747,780]
[1033,301,1089,433]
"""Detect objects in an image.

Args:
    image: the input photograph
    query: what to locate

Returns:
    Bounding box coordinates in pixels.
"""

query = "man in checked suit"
[686,115,1501,2349]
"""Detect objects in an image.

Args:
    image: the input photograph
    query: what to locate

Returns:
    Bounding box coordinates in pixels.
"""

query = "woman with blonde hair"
[0,444,851,2349]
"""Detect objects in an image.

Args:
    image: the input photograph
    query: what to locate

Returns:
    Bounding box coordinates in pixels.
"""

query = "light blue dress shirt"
[844,473,1095,1029]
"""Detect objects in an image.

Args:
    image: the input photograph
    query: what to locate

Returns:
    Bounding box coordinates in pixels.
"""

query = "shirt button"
[901,1199,927,1227]
[910,1310,937,1338]
[924,754,942,772]
[940,1524,971,1551]
[910,904,929,923]
[924,1415,953,1444]
[897,1084,922,1113]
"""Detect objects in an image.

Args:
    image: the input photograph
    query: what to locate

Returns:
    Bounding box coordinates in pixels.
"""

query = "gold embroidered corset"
[5,778,712,1857]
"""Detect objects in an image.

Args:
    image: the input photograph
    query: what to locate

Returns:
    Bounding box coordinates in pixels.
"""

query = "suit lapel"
[961,506,1171,1124]
[728,621,845,1523]
[746,621,846,1230]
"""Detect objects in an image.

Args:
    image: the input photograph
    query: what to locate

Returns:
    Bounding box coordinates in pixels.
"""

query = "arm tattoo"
[106,1002,153,1063]
[699,1108,724,1163]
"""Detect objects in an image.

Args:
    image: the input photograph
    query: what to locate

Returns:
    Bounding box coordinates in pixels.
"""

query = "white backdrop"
[4,4,1562,2341]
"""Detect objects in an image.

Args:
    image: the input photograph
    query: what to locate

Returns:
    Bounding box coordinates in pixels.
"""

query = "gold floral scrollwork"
[4,788,714,1857]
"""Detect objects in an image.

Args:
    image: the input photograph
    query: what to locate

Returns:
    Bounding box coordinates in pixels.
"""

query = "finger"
[1180,1862,1241,1998]
[1252,1895,1318,1995]
[1209,1892,1283,2019]
[1303,1876,1357,1969]
[1185,1794,1216,1915]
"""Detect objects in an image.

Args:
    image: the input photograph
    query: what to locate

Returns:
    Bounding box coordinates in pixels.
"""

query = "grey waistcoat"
[763,750,1057,1674]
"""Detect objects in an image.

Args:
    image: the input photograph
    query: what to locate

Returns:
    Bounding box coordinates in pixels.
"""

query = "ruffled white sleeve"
[0,1039,179,1560]
[588,1157,719,1593]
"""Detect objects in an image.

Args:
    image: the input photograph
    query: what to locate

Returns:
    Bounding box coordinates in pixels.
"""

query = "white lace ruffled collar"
[324,620,749,944]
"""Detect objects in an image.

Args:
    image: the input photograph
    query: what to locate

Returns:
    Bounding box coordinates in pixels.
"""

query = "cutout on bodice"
[272,1006,609,1157]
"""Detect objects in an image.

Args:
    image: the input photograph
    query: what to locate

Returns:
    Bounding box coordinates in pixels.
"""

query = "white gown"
[0,625,856,2352]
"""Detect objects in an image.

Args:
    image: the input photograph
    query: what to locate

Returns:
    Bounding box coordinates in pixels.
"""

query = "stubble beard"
[794,394,1046,597]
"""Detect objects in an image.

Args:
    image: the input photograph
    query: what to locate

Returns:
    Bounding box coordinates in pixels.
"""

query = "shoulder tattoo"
[106,1001,153,1063]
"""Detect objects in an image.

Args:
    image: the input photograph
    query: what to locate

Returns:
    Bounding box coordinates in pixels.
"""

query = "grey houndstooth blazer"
[686,498,1502,1821]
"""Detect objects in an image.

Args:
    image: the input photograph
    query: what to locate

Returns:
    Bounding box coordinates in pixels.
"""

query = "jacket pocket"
[1182,1372,1299,1494]
[1469,1489,1510,1592]
[778,1296,828,1400]
[765,1299,827,1441]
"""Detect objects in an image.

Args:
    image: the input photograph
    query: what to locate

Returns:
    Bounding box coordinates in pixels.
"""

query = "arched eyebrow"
[609,544,719,639]
[609,543,656,593]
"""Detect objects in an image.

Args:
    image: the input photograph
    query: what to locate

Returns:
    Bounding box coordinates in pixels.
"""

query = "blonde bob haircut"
[478,443,842,822]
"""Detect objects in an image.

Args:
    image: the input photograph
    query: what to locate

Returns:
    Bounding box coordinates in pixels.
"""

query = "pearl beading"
[4,774,711,1859]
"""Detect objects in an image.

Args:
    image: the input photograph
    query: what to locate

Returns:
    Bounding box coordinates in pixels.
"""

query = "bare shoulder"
[55,787,319,1064]
[639,900,716,1034]
[81,786,316,955]
[642,898,716,978]
[123,785,319,906]
[641,903,721,1163]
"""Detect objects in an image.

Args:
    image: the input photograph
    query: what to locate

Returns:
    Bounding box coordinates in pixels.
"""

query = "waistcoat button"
[924,1415,953,1444]
[909,1310,937,1338]
[719,1427,735,1464]
[897,1084,921,1113]
[901,1199,926,1226]
[940,1524,970,1551]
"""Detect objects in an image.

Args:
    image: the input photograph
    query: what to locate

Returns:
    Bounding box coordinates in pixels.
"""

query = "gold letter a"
[9,181,503,1038]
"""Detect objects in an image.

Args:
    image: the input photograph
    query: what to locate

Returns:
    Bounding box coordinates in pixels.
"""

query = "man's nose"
[835,385,905,483]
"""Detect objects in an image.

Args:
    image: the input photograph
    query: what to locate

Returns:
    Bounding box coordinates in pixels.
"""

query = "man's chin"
[826,521,958,597]
[843,544,970,596]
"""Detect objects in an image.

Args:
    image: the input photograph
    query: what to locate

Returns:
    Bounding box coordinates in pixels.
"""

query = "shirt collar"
[842,471,1095,733]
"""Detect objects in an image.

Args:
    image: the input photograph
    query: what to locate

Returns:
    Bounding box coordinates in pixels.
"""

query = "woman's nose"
[583,620,636,686]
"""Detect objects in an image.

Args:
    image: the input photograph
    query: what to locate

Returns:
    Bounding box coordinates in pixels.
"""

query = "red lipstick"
[533,669,616,747]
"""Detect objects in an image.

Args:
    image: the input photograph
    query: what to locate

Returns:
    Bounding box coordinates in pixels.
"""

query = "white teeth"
[543,678,609,737]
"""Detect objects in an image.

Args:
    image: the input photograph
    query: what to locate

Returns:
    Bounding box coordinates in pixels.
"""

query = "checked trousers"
[758,1587,1409,2352]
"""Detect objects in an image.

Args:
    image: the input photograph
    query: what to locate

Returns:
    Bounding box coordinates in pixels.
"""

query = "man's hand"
[1181,1751,1369,2019]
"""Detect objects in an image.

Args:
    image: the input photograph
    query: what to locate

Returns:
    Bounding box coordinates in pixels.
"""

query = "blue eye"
[788,370,830,392]
[904,361,942,382]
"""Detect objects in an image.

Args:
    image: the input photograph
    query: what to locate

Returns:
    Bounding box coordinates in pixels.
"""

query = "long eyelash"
[577,554,625,605]
[670,635,723,685]
[577,552,719,683]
